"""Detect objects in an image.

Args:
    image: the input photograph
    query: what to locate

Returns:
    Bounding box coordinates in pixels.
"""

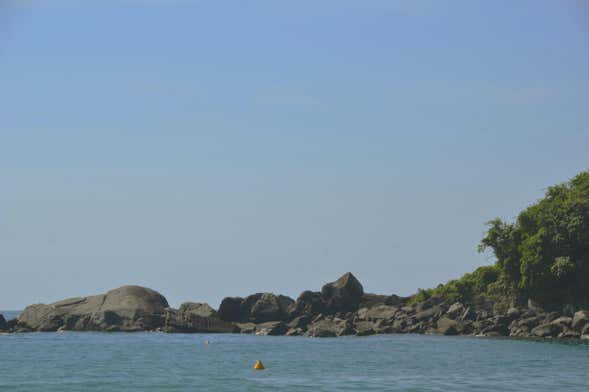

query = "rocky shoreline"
[2,272,589,340]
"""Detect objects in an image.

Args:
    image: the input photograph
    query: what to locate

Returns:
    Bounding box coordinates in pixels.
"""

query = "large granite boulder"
[17,285,169,332]
[291,291,326,317]
[217,293,294,323]
[240,293,264,320]
[250,293,294,323]
[290,273,367,318]
[96,286,168,330]
[572,310,589,331]
[550,316,572,328]
[217,297,245,322]
[320,272,364,314]
[179,302,217,318]
[217,294,262,322]
[436,317,459,335]
[531,322,563,338]
[306,317,354,337]
[18,303,70,332]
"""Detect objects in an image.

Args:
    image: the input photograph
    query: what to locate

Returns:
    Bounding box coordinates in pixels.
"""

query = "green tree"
[480,170,589,306]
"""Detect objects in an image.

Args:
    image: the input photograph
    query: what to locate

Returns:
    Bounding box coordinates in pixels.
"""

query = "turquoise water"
[1,312,589,391]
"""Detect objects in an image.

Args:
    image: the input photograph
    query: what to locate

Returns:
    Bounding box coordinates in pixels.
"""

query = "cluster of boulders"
[2,272,589,341]
[348,295,589,340]
[0,286,236,334]
[222,272,374,337]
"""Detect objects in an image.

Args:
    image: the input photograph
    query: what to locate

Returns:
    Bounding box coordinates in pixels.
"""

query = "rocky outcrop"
[551,316,572,328]
[286,315,311,332]
[8,273,589,341]
[0,314,6,331]
[251,294,294,323]
[446,303,466,319]
[217,297,244,322]
[320,272,364,314]
[180,302,217,318]
[17,304,61,331]
[531,323,562,338]
[163,302,235,333]
[306,317,354,337]
[572,311,589,331]
[436,317,459,335]
[218,293,294,323]
[291,291,326,317]
[359,293,404,308]
[17,286,169,332]
[415,305,442,322]
[357,304,398,321]
[216,273,371,337]
[289,272,365,319]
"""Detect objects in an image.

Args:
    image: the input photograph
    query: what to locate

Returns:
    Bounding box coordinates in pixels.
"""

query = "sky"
[1,0,588,310]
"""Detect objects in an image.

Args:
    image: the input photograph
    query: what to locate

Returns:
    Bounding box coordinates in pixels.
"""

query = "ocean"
[1,310,588,391]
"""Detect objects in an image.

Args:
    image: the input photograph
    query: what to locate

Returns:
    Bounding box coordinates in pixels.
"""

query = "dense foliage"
[416,171,589,308]
[411,265,500,305]
[480,170,589,306]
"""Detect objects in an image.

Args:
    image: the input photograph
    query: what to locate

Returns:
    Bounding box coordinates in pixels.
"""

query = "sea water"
[1,311,588,391]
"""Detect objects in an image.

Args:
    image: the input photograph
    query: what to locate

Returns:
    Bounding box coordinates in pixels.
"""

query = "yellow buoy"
[253,360,265,370]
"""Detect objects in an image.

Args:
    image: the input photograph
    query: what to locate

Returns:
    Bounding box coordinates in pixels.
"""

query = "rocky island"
[2,171,588,341]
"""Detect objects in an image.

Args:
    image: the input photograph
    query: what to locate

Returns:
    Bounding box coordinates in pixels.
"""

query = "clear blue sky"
[1,0,588,310]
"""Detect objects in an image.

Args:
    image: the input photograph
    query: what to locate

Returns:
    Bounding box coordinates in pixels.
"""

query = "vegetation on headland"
[413,170,589,310]
[411,265,501,305]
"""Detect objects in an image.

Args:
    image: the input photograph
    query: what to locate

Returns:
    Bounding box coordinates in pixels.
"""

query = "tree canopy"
[480,170,589,306]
